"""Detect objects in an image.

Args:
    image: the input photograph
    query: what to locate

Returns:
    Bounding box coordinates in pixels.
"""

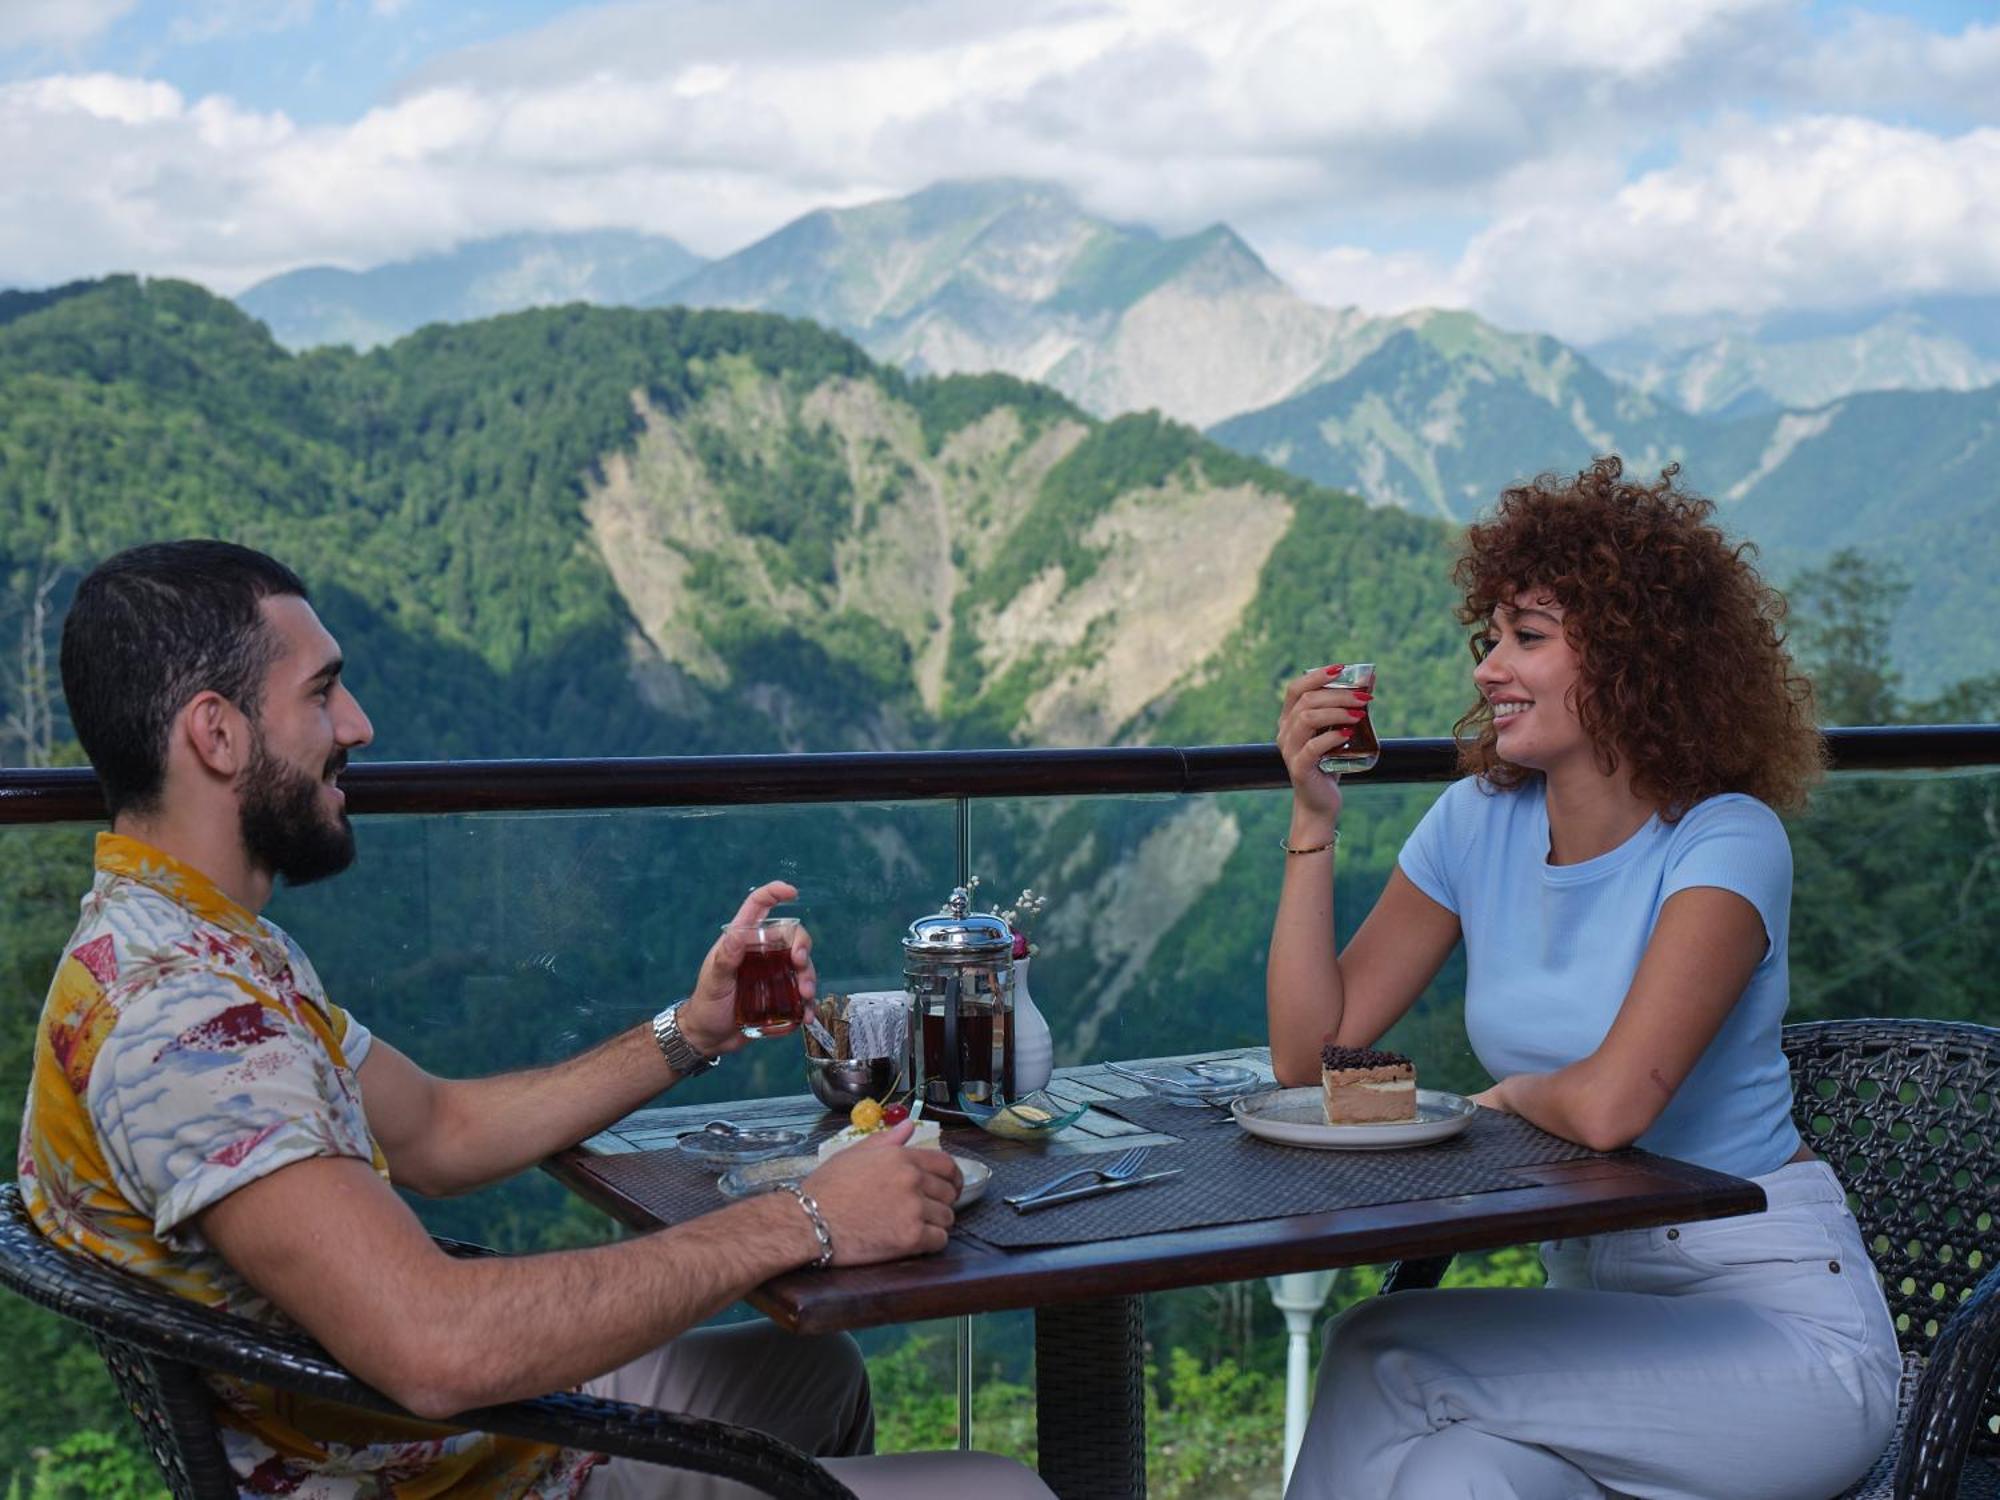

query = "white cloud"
[1459,116,2000,343]
[2,0,1997,344]
[390,0,1798,227]
[1786,13,2000,125]
[1261,241,1468,317]
[3,0,137,52]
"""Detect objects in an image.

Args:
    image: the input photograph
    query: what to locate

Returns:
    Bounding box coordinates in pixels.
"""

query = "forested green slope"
[0,276,1993,1499]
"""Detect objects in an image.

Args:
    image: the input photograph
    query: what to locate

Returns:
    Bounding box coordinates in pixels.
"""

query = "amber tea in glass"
[1317,662,1379,775]
[731,917,802,1038]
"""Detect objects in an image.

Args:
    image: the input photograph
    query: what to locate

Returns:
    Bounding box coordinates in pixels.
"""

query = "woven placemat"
[1085,1092,1265,1138]
[579,1107,1602,1252]
[956,1104,1601,1248]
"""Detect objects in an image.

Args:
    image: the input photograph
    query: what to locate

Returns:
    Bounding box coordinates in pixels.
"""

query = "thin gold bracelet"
[1279,830,1339,855]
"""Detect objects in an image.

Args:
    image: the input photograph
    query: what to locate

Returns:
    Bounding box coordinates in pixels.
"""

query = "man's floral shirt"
[18,833,598,1497]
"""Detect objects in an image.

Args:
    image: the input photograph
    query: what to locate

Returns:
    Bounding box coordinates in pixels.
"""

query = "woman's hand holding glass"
[1278,665,1375,827]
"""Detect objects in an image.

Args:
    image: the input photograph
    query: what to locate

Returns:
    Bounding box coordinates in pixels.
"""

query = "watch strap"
[652,1001,719,1075]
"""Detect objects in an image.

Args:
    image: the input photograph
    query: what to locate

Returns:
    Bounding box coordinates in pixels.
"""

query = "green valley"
[1,273,1994,1500]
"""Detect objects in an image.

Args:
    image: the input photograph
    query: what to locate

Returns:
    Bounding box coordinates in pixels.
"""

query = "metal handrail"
[2,724,1996,824]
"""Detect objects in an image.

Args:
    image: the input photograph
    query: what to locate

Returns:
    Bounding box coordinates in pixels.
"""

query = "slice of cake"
[1321,1044,1417,1125]
[816,1104,940,1160]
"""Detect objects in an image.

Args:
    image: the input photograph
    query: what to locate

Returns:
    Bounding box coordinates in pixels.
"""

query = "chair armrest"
[1380,1255,1454,1294]
[460,1390,858,1499]
[0,1191,855,1500]
[111,1280,856,1498]
[1894,1262,2000,1500]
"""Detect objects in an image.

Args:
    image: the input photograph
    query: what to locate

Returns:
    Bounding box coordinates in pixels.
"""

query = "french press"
[903,886,1016,1120]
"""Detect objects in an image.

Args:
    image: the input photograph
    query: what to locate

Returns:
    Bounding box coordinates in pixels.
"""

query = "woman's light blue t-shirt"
[1397,776,1801,1178]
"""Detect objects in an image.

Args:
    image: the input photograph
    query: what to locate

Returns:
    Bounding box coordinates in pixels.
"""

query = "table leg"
[1034,1295,1146,1499]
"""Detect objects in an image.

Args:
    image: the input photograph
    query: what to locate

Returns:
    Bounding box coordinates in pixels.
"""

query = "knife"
[1007,1169,1182,1213]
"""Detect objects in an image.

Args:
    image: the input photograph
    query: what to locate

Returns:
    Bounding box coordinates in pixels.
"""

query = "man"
[19,540,1052,1499]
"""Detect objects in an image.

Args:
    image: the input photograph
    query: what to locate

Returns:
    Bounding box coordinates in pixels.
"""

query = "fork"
[1004,1146,1153,1208]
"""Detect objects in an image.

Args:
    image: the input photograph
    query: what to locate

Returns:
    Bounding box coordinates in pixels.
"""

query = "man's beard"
[239,731,356,888]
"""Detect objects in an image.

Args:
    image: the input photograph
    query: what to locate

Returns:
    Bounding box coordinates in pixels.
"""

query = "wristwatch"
[651,1000,720,1077]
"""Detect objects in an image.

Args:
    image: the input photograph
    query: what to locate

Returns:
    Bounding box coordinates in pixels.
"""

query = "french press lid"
[903,886,1012,957]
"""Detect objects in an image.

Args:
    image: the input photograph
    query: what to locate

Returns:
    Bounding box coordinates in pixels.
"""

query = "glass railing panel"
[8,758,1995,1487]
[2,821,99,1126]
[1783,764,2000,1027]
[266,798,961,1098]
[969,764,2000,1489]
[256,799,959,1246]
[969,777,1481,1091]
[0,820,135,1488]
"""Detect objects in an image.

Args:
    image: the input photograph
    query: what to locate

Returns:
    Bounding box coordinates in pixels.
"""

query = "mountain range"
[51,180,2000,694]
[230,178,2000,429]
[236,230,706,353]
[1590,303,2000,418]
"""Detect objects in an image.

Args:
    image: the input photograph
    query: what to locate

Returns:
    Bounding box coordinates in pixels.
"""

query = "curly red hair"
[1453,457,1824,817]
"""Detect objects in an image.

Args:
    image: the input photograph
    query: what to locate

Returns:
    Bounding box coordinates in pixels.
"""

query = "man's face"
[238,596,373,887]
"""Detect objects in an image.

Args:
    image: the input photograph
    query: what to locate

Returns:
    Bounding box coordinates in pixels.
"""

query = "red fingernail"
[1353,690,1373,702]
[1323,664,1343,674]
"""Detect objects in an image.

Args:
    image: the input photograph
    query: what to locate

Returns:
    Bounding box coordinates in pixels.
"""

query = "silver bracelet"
[782,1184,835,1269]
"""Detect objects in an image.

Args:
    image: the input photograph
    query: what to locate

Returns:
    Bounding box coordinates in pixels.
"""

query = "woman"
[1268,458,1900,1500]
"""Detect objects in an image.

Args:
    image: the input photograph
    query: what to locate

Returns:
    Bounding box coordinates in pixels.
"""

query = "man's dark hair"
[60,541,309,819]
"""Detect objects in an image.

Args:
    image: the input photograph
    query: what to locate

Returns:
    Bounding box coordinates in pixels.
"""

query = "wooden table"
[546,1051,1766,1498]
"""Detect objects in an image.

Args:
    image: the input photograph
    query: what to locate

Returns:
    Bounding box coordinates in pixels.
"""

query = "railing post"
[954,793,972,1450]
[954,796,971,892]
[1267,1269,1337,1487]
[956,1315,972,1451]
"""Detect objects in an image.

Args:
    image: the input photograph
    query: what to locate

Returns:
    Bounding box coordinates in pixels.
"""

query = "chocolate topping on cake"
[1320,1044,1411,1071]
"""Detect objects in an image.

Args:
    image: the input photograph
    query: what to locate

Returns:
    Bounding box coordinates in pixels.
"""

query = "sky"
[3,0,1998,344]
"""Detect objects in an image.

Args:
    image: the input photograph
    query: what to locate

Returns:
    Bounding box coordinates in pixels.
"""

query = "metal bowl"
[805,1053,906,1113]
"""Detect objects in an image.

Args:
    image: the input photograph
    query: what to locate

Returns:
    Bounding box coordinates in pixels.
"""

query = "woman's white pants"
[1284,1160,1902,1500]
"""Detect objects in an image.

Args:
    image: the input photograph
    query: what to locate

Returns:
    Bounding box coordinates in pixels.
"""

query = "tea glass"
[1316,661,1380,775]
[730,916,802,1038]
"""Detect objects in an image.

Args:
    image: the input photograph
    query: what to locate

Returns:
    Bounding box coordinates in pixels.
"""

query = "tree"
[1785,548,1910,727]
[0,561,65,768]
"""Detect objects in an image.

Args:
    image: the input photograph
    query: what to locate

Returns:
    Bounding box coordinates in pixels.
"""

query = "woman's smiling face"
[1472,591,1594,775]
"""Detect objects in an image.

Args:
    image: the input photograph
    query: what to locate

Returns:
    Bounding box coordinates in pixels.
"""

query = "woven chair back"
[1785,1018,2000,1456]
[0,1186,234,1498]
[89,1336,237,1499]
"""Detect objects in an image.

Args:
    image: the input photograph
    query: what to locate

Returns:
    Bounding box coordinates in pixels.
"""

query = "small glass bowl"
[716,1152,818,1198]
[1106,1060,1262,1107]
[955,1088,1089,1141]
[720,1151,991,1209]
[676,1125,809,1168]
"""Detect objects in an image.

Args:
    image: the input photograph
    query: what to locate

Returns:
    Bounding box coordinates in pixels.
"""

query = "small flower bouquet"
[1000,887,1047,960]
[967,878,1047,959]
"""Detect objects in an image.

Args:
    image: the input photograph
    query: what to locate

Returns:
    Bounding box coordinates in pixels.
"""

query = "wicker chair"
[1381,1018,2000,1500]
[0,1184,855,1500]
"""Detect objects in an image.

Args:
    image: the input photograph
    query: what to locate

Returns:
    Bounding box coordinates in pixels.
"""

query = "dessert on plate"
[817,1096,940,1160]
[1320,1043,1417,1125]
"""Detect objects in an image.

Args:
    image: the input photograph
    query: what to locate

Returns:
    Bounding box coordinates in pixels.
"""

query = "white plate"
[719,1152,991,1210]
[1230,1087,1477,1150]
